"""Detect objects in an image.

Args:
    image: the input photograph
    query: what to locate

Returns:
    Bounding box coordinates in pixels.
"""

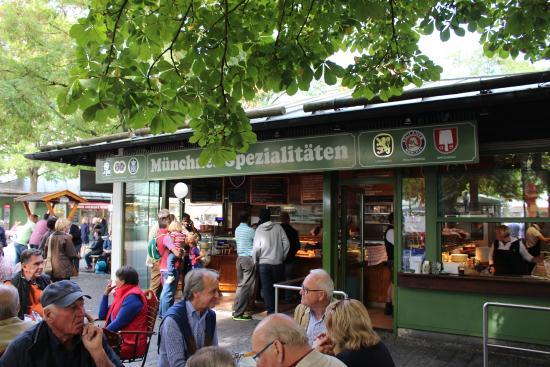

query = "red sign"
[434,127,458,154]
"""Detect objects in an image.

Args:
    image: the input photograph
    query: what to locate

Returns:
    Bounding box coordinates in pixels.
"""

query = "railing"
[483,302,550,367]
[274,277,349,313]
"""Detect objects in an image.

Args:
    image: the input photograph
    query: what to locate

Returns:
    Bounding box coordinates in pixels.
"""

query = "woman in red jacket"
[99,265,148,359]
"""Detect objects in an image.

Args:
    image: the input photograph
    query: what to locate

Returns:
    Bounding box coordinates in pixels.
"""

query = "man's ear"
[274,340,284,362]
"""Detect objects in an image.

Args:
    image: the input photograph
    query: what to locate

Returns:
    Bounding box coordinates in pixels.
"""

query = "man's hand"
[82,324,104,353]
[83,324,115,367]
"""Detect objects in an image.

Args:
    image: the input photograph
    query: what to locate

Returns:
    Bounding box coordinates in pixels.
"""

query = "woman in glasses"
[324,299,395,367]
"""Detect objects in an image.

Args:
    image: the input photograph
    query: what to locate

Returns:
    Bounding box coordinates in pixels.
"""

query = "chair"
[105,289,159,367]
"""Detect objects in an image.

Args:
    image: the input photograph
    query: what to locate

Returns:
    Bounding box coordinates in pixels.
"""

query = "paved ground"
[72,270,550,367]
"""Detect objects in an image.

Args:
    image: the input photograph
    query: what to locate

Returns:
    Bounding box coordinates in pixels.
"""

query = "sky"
[332,31,549,79]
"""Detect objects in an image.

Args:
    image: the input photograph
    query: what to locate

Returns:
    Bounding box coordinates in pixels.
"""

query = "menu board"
[190,178,223,203]
[250,177,289,205]
[301,174,323,204]
[228,188,247,203]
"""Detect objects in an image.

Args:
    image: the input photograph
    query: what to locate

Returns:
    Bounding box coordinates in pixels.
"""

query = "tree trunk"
[28,166,39,214]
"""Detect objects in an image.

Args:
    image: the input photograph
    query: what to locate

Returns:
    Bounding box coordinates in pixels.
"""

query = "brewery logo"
[128,157,139,175]
[102,161,112,177]
[401,130,426,156]
[113,160,126,174]
[373,133,394,158]
[434,127,458,154]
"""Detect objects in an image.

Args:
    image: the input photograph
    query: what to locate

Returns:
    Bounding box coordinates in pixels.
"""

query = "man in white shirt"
[251,313,345,367]
[525,223,550,272]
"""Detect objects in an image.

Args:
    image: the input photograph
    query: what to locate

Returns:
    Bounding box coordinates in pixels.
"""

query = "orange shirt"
[5,281,44,318]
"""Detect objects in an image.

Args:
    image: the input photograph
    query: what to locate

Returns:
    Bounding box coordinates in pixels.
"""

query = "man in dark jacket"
[280,211,301,302]
[4,249,51,320]
[0,280,122,367]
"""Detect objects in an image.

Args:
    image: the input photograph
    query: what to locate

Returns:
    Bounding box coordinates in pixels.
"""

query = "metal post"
[483,302,550,367]
[274,286,279,314]
[483,303,489,367]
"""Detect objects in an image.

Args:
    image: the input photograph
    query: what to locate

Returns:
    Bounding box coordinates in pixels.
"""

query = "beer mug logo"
[128,158,139,175]
[373,133,393,158]
[113,161,126,174]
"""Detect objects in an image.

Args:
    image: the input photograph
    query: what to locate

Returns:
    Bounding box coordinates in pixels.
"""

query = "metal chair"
[105,289,159,367]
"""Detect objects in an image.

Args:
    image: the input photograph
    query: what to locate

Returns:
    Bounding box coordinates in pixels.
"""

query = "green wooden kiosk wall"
[395,166,550,345]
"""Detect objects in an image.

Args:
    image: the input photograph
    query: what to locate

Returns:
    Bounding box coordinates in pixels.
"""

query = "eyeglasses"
[253,340,283,361]
[301,284,325,294]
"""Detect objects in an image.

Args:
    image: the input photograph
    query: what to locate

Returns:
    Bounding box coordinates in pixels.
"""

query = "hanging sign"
[95,122,477,183]
[358,122,477,168]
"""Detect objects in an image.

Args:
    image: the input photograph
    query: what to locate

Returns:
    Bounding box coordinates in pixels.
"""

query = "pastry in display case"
[297,235,322,258]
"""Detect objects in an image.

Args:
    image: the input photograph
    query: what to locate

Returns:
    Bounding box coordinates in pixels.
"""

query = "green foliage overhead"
[64,0,549,166]
[0,0,118,183]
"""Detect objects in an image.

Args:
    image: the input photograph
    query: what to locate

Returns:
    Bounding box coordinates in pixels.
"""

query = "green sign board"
[95,122,478,183]
[358,122,478,168]
[96,155,147,183]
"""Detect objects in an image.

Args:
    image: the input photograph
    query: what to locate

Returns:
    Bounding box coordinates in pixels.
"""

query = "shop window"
[402,169,426,272]
[438,153,550,278]
[438,153,549,218]
[124,182,160,287]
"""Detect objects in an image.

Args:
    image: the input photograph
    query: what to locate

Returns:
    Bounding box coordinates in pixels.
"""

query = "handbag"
[43,236,53,276]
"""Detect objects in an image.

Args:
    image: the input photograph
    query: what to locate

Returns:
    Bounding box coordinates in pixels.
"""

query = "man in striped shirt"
[232,211,256,321]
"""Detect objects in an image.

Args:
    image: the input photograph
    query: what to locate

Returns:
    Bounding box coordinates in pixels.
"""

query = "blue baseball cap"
[40,280,91,308]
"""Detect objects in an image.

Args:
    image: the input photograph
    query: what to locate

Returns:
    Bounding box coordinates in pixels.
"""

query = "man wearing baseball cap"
[0,280,122,367]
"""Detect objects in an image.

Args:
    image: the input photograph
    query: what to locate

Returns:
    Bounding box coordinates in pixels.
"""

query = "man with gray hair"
[251,313,345,367]
[0,284,35,354]
[0,280,121,366]
[294,269,334,346]
[5,249,51,320]
[158,268,221,367]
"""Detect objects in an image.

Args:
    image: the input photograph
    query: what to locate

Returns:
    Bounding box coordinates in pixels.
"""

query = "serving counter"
[398,272,550,298]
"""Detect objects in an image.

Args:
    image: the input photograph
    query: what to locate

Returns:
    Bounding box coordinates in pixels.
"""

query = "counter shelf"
[398,272,550,299]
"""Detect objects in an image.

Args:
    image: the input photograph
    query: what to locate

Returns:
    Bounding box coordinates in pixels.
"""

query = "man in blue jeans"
[157,212,183,317]
[252,208,289,314]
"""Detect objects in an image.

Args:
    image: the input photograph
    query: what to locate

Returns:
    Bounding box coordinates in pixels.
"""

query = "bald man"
[0,284,35,354]
[251,314,344,367]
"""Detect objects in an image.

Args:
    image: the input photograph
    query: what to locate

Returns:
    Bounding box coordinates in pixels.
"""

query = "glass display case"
[363,199,393,244]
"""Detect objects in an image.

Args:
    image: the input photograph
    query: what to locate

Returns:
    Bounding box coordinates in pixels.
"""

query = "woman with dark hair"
[98,265,148,359]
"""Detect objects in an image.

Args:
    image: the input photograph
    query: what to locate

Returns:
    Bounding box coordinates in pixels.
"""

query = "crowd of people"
[0,209,397,367]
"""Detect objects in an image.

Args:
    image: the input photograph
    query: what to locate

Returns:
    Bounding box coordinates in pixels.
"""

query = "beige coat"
[45,232,78,279]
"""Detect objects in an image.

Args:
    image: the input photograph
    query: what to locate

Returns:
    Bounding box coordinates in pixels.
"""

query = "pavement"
[71,269,550,367]
[3,236,546,367]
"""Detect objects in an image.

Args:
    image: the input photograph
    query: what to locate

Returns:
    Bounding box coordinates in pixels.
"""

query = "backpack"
[147,236,163,260]
[95,260,107,274]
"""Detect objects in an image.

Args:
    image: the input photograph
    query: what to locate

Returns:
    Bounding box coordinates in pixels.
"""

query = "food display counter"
[205,235,238,292]
[293,235,322,278]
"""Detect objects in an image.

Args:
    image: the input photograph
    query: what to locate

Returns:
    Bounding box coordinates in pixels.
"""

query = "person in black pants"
[280,211,300,302]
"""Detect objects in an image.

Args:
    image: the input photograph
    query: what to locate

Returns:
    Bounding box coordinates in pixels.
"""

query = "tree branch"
[389,0,401,59]
[295,0,314,56]
[104,0,129,75]
[210,0,249,29]
[219,0,230,107]
[274,0,288,48]
[146,2,193,89]
[296,0,314,41]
